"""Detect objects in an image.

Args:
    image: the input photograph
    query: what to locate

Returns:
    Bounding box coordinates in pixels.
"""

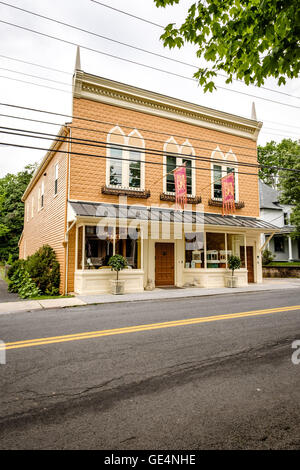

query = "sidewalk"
[0,278,299,315]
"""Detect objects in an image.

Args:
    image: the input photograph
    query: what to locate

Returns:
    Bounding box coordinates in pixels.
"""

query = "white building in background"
[259,181,300,262]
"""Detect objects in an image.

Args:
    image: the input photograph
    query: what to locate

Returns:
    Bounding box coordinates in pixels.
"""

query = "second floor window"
[166,156,193,196]
[129,150,141,188]
[109,147,123,186]
[107,127,144,190]
[213,165,222,199]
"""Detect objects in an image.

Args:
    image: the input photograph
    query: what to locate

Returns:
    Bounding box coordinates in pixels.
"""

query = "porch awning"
[69,201,279,232]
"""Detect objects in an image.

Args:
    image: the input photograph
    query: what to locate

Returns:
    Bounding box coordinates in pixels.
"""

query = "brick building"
[19,55,277,295]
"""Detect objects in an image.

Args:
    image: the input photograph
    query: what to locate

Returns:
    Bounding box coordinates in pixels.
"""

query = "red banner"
[174,165,187,210]
[222,173,235,216]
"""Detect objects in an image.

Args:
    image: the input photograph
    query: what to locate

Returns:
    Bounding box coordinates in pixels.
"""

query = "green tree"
[257,139,300,186]
[154,0,300,91]
[0,163,37,261]
[258,139,300,237]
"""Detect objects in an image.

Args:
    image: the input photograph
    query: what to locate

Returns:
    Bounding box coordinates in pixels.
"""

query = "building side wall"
[69,98,260,217]
[20,143,69,293]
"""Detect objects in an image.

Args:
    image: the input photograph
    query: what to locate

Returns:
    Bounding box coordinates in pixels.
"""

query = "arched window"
[127,130,145,190]
[210,147,239,201]
[106,127,145,189]
[163,137,195,196]
[211,146,225,200]
[107,126,125,187]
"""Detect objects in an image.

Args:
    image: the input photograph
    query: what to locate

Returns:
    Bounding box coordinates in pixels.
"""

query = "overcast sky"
[0,0,299,177]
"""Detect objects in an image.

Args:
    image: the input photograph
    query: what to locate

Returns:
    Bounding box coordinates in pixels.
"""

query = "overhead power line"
[0,74,70,94]
[0,67,71,86]
[0,119,295,163]
[1,1,299,101]
[0,53,72,75]
[0,102,298,155]
[0,18,299,110]
[0,54,298,134]
[1,126,299,175]
[90,0,164,29]
[0,140,270,179]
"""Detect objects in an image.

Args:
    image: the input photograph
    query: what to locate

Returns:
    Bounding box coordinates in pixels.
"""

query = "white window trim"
[211,147,239,202]
[106,127,145,190]
[31,197,34,218]
[163,137,196,197]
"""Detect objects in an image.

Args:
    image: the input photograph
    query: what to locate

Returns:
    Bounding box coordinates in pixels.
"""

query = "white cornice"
[73,71,262,141]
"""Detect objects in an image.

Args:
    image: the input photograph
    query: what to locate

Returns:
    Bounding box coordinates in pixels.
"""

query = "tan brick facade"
[21,71,262,294]
[69,98,259,217]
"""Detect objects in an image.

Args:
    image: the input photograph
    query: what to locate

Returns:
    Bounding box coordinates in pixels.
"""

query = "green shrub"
[262,249,274,265]
[8,265,40,298]
[7,259,26,289]
[26,245,60,295]
[228,255,242,277]
[108,254,127,280]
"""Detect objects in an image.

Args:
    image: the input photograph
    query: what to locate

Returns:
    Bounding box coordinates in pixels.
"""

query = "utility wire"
[0,102,298,155]
[0,121,284,166]
[1,126,299,174]
[0,74,70,93]
[90,0,164,28]
[0,67,71,86]
[0,140,265,179]
[89,0,300,100]
[0,0,298,103]
[0,53,72,75]
[0,18,299,109]
[0,55,297,133]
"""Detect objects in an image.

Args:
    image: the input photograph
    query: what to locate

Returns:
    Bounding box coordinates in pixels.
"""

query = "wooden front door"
[155,243,175,287]
[246,246,254,283]
[240,246,255,283]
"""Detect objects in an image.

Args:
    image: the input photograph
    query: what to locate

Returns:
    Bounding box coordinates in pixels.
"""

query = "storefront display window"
[227,234,246,268]
[185,232,204,268]
[115,227,141,269]
[206,232,226,267]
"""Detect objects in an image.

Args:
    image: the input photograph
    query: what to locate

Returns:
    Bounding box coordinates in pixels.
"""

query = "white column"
[288,236,293,261]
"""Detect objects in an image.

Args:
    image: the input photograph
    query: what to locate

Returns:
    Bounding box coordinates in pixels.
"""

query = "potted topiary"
[226,255,242,288]
[108,254,127,294]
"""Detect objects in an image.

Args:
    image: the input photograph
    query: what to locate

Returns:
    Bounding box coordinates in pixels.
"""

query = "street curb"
[0,285,299,315]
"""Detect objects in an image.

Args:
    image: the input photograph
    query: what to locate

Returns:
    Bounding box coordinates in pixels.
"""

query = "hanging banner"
[222,172,235,216]
[174,165,187,210]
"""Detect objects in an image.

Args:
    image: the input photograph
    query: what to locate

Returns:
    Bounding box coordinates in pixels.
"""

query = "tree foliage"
[8,245,60,297]
[0,163,37,261]
[26,245,60,295]
[108,254,127,281]
[258,139,300,237]
[228,255,241,276]
[154,0,300,91]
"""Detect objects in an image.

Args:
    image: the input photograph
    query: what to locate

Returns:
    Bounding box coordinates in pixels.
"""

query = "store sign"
[222,173,235,215]
[174,165,187,210]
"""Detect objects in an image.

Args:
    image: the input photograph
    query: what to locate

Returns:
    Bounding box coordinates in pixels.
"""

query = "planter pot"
[110,279,125,295]
[225,275,238,288]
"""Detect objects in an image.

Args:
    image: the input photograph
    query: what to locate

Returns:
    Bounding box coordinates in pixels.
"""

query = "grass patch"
[29,294,74,300]
[264,262,300,267]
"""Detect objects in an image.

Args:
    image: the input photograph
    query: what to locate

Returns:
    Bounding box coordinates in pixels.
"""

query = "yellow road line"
[0,304,299,351]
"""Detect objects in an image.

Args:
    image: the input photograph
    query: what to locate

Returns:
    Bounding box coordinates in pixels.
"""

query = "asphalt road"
[0,288,300,450]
